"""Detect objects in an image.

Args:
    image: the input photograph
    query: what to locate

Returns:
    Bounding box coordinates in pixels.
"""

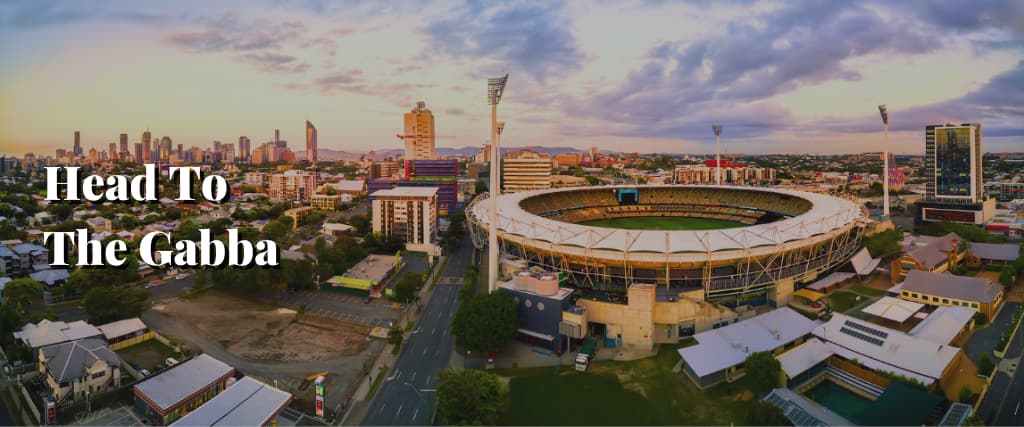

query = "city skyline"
[1,1,1023,156]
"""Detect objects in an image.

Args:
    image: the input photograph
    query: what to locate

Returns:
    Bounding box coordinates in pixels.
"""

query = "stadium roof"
[170,377,292,427]
[862,296,924,323]
[472,185,863,254]
[909,306,975,345]
[813,313,959,384]
[678,307,819,377]
[902,270,1002,303]
[135,354,234,411]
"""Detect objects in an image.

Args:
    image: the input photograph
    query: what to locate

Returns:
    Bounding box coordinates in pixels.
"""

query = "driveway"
[965,302,1021,363]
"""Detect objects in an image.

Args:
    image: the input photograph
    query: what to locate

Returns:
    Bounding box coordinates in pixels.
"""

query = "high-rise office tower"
[275,129,280,143]
[305,120,317,164]
[403,101,436,160]
[134,143,143,164]
[213,140,222,153]
[119,133,129,160]
[925,123,983,204]
[238,136,251,162]
[160,136,172,161]
[177,144,183,159]
[73,131,82,157]
[109,143,117,159]
[142,129,152,162]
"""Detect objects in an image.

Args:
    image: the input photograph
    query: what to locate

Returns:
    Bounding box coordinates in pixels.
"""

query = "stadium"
[467,185,869,307]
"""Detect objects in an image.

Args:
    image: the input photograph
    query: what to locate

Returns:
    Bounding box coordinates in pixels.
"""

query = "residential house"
[39,338,121,405]
[890,233,967,284]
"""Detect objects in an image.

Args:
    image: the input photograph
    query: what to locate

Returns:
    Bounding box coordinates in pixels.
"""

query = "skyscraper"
[916,122,993,226]
[119,133,129,160]
[160,136,172,161]
[73,131,82,157]
[239,136,251,163]
[925,123,983,203]
[403,101,436,160]
[134,143,143,164]
[109,143,117,159]
[142,129,152,162]
[305,120,317,164]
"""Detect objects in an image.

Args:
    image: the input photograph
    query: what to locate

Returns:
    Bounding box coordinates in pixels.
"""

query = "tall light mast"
[878,105,890,218]
[712,125,723,185]
[487,74,508,293]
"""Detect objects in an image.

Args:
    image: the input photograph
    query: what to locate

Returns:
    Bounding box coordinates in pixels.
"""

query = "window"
[933,296,940,302]
[943,299,950,304]
[92,371,105,380]
[972,303,979,308]
[912,293,919,298]
[902,291,909,297]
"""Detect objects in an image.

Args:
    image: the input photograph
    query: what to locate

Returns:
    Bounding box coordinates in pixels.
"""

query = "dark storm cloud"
[422,1,584,83]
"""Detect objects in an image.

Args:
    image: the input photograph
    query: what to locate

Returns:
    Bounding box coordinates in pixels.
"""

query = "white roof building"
[135,354,235,413]
[14,320,103,349]
[813,313,959,386]
[170,376,292,427]
[861,296,924,323]
[776,337,834,379]
[908,306,976,345]
[679,307,819,379]
[97,318,148,341]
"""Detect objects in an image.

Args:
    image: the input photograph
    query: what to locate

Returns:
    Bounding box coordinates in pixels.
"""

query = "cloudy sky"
[1,0,1022,156]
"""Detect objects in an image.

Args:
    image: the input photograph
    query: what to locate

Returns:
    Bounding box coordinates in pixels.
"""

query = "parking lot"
[278,290,402,328]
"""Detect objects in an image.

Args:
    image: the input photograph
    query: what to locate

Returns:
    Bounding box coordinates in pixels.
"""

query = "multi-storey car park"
[467,185,871,351]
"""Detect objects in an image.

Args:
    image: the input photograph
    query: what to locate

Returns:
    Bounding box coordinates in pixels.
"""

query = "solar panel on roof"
[844,320,889,339]
[840,326,884,346]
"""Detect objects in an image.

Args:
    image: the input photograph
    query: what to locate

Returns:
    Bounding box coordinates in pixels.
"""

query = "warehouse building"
[170,377,292,427]
[134,354,235,425]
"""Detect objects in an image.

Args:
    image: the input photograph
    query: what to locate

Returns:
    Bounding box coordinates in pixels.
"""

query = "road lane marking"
[396,404,403,417]
[413,409,419,420]
[411,372,417,382]
[426,375,432,385]
[380,403,386,414]
[423,347,428,356]
[432,328,436,335]
[1015,401,1021,416]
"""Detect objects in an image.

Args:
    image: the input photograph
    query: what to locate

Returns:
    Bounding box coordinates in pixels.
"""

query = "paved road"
[361,233,473,426]
[978,305,1024,426]
[965,302,1021,363]
[279,290,400,328]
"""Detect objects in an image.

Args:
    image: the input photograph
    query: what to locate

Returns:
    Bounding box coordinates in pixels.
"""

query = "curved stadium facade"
[468,185,868,304]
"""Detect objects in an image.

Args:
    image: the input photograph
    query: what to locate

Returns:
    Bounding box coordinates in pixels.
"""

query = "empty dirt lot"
[151,291,370,361]
[143,290,384,420]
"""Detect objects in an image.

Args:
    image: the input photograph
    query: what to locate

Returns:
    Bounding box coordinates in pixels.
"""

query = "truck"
[574,338,597,372]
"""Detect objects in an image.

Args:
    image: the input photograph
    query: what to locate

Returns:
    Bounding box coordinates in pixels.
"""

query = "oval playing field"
[468,185,868,302]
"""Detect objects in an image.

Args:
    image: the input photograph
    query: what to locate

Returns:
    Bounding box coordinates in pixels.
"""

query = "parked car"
[165,357,179,366]
[139,369,150,377]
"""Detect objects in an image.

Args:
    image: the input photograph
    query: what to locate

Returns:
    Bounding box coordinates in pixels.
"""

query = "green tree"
[744,401,792,426]
[744,351,782,395]
[83,286,149,324]
[436,369,503,426]
[863,228,903,258]
[999,266,1017,289]
[262,216,294,242]
[4,278,43,312]
[388,327,403,354]
[47,204,73,221]
[349,214,371,235]
[979,353,995,376]
[393,274,424,303]
[451,292,518,353]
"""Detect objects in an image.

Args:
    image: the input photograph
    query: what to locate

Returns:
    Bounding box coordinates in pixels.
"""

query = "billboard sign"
[314,376,326,417]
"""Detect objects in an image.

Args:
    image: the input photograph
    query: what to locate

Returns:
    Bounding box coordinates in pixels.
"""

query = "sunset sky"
[1,0,1022,156]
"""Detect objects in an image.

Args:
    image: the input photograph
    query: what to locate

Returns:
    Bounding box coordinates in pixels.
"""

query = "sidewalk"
[339,255,446,426]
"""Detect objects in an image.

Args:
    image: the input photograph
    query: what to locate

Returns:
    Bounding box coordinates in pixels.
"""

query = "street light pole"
[878,105,890,218]
[712,125,723,185]
[487,74,508,294]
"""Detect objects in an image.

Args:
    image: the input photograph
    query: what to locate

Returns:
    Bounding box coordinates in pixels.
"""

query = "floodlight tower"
[712,125,723,185]
[878,105,889,218]
[487,74,508,293]
[496,121,506,193]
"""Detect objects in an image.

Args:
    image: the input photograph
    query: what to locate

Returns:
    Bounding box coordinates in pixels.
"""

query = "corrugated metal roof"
[902,269,1002,303]
[135,354,234,411]
[170,377,292,426]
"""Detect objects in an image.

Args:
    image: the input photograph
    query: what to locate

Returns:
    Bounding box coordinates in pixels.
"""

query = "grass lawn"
[828,291,862,313]
[499,343,767,425]
[579,217,746,230]
[115,339,180,370]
